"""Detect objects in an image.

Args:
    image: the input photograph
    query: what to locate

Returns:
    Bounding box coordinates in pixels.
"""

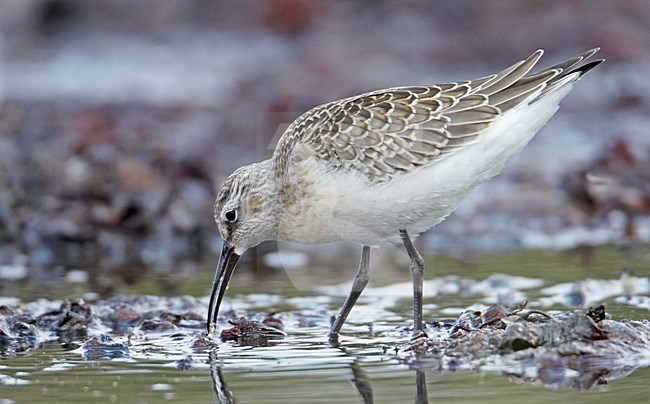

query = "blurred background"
[0,0,648,299]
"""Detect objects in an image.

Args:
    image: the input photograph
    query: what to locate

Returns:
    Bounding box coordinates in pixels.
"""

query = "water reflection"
[415,370,429,404]
[208,349,429,404]
[349,360,374,403]
[349,361,430,404]
[210,352,235,404]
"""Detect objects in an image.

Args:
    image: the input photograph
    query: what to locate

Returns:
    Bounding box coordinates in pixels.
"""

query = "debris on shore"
[398,304,650,390]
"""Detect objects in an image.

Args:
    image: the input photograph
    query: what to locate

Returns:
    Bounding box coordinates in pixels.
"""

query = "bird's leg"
[400,229,425,333]
[329,245,371,340]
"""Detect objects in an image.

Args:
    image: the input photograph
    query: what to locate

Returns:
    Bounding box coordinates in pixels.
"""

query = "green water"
[1,245,649,403]
[2,345,650,403]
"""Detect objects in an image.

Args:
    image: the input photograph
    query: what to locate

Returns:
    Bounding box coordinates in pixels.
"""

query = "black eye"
[224,209,238,223]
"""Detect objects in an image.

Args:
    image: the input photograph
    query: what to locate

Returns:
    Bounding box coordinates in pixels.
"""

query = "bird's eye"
[224,209,238,223]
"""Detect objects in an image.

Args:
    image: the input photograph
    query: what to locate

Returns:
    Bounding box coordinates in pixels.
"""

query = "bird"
[207,48,603,340]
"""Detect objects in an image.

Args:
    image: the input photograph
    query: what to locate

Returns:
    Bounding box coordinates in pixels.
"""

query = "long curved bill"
[207,241,240,333]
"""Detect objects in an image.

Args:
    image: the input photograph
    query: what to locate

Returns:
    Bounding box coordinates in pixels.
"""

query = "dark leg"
[329,245,371,339]
[400,229,425,333]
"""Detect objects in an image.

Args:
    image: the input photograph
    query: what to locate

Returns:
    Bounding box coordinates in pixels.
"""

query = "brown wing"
[273,48,600,183]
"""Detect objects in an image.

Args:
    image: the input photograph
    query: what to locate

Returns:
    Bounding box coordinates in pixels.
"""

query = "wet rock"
[586,304,606,323]
[35,298,95,336]
[181,310,206,323]
[0,321,38,354]
[138,310,182,331]
[480,301,527,329]
[189,333,217,352]
[446,302,531,337]
[98,301,140,323]
[1,295,222,356]
[499,312,606,354]
[0,306,39,354]
[448,310,481,335]
[261,315,284,332]
[96,302,142,333]
[220,316,286,347]
[400,305,650,390]
[405,331,433,357]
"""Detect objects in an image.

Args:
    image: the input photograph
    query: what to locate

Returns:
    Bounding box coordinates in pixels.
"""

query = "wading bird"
[208,49,603,340]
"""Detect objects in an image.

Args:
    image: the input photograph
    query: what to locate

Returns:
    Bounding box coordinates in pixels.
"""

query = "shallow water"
[2,346,650,403]
[1,246,649,403]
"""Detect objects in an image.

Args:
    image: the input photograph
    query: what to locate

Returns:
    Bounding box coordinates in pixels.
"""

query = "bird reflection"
[350,360,374,403]
[209,352,234,404]
[349,360,428,404]
[207,349,429,403]
[415,369,429,404]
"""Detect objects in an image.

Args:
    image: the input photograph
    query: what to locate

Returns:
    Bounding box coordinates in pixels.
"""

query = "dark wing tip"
[569,59,605,76]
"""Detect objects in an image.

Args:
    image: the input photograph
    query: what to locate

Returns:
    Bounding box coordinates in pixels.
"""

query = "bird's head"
[214,160,280,253]
[208,160,279,332]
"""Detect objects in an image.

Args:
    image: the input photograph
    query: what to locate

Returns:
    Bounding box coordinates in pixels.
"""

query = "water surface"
[1,246,649,403]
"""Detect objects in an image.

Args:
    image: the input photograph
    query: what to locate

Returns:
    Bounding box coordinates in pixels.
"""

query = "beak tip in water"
[206,241,241,332]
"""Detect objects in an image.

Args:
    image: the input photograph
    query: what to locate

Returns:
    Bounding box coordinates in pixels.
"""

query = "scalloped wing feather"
[273,49,601,183]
